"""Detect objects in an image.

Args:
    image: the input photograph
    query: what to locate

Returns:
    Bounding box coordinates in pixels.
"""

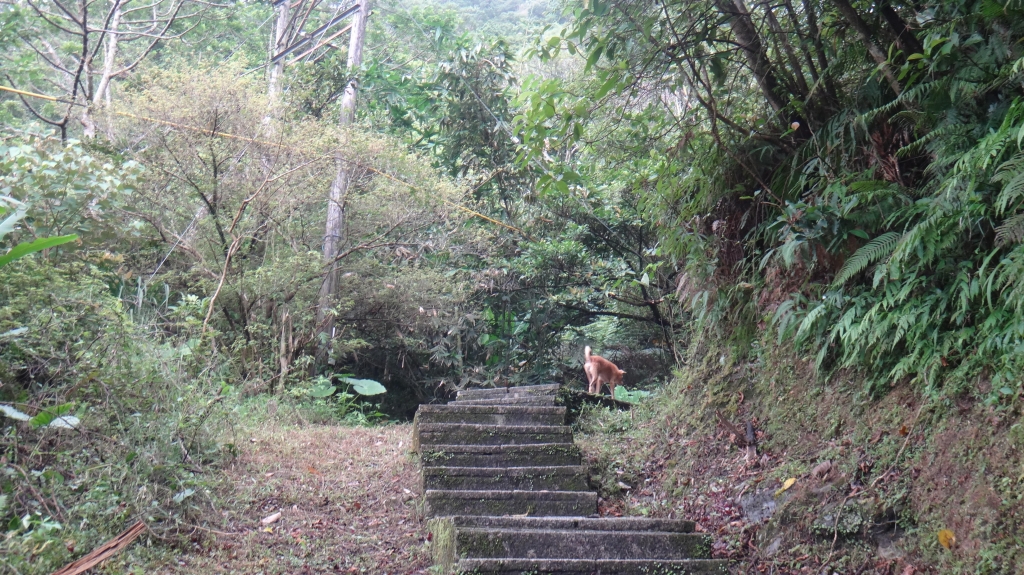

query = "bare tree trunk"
[317,0,370,338]
[831,0,902,94]
[879,0,923,55]
[765,5,809,99]
[716,0,790,115]
[262,0,290,174]
[94,1,123,109]
[801,0,840,104]
[78,0,96,138]
[266,0,291,107]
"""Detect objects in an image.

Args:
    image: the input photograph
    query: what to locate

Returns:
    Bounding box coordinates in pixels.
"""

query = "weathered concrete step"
[447,515,695,533]
[416,424,572,447]
[455,558,728,574]
[457,528,712,560]
[422,466,588,491]
[456,396,556,406]
[457,384,560,400]
[424,489,597,517]
[421,444,582,467]
[415,405,566,426]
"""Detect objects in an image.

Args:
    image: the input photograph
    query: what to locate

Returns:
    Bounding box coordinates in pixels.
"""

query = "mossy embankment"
[574,342,1023,574]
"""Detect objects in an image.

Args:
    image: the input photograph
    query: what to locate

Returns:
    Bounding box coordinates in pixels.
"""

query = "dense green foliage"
[518,0,1024,398]
[2,0,1024,571]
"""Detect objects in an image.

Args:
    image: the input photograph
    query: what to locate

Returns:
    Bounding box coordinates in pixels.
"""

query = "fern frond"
[996,214,1024,246]
[995,171,1024,214]
[895,124,963,159]
[992,152,1024,183]
[993,152,1024,215]
[795,303,828,344]
[859,78,946,125]
[833,231,902,286]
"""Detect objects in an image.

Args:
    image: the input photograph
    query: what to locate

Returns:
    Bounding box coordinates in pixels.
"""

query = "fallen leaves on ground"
[166,423,431,574]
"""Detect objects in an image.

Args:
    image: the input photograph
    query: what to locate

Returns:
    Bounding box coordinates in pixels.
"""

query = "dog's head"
[611,369,625,384]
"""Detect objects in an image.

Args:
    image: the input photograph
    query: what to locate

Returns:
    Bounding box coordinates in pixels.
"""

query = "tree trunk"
[716,0,790,115]
[267,0,291,106]
[317,1,370,335]
[94,1,122,110]
[765,5,809,99]
[879,1,923,55]
[801,0,840,105]
[831,0,902,94]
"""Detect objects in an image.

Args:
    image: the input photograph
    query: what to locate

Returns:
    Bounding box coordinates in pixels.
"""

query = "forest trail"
[169,424,431,574]
[414,383,727,574]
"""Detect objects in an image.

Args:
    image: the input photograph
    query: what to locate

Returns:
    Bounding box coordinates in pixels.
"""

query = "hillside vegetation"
[1,0,1022,573]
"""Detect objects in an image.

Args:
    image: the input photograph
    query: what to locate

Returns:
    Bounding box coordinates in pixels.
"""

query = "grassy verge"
[2,399,431,575]
[168,419,430,574]
[1,260,431,574]
[574,342,1023,574]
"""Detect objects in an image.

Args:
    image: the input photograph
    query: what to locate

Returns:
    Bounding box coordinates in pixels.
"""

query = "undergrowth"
[0,259,239,573]
[0,259,392,573]
[574,338,1024,574]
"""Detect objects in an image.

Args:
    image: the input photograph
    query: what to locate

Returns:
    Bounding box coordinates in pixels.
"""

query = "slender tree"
[318,0,370,340]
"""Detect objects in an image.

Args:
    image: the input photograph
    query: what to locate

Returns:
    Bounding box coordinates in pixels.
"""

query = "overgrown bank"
[574,341,1023,574]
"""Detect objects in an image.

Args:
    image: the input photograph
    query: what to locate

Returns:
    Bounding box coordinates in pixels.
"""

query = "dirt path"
[168,423,432,575]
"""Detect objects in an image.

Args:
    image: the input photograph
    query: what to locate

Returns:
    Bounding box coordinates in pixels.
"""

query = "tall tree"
[318,0,370,340]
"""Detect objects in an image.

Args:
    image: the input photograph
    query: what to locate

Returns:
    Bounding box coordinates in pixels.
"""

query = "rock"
[739,489,782,523]
[811,460,833,480]
[811,502,865,538]
[875,531,905,560]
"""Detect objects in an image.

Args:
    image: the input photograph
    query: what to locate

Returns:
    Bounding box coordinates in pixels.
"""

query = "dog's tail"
[584,345,592,361]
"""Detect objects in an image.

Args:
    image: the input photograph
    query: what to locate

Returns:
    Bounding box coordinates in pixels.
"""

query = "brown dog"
[584,346,625,397]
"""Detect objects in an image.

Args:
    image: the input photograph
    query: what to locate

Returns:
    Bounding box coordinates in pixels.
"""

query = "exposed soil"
[166,423,431,575]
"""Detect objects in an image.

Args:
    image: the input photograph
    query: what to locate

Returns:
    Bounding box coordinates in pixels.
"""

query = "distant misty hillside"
[409,0,559,38]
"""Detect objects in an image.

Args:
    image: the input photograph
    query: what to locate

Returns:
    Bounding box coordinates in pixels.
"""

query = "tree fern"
[832,231,901,286]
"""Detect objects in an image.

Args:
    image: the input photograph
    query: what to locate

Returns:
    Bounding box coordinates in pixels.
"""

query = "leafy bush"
[0,259,234,574]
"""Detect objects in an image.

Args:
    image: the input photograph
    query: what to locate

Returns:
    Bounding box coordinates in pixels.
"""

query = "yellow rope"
[0,84,531,239]
[0,85,64,102]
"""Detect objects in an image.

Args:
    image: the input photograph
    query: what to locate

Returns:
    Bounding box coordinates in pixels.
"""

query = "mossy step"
[422,466,588,491]
[415,405,566,426]
[454,558,728,574]
[416,424,572,447]
[456,528,713,560]
[455,396,556,406]
[457,384,560,400]
[446,516,695,533]
[420,444,582,467]
[424,489,597,518]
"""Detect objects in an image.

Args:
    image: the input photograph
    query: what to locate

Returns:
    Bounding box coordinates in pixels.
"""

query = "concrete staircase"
[413,383,727,574]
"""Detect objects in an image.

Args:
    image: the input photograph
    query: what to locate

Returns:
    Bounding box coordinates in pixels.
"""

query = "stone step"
[424,489,597,517]
[422,466,588,492]
[421,444,582,467]
[455,558,728,574]
[456,396,556,406]
[456,528,712,560]
[415,405,566,426]
[416,424,572,447]
[446,516,696,533]
[457,384,560,401]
